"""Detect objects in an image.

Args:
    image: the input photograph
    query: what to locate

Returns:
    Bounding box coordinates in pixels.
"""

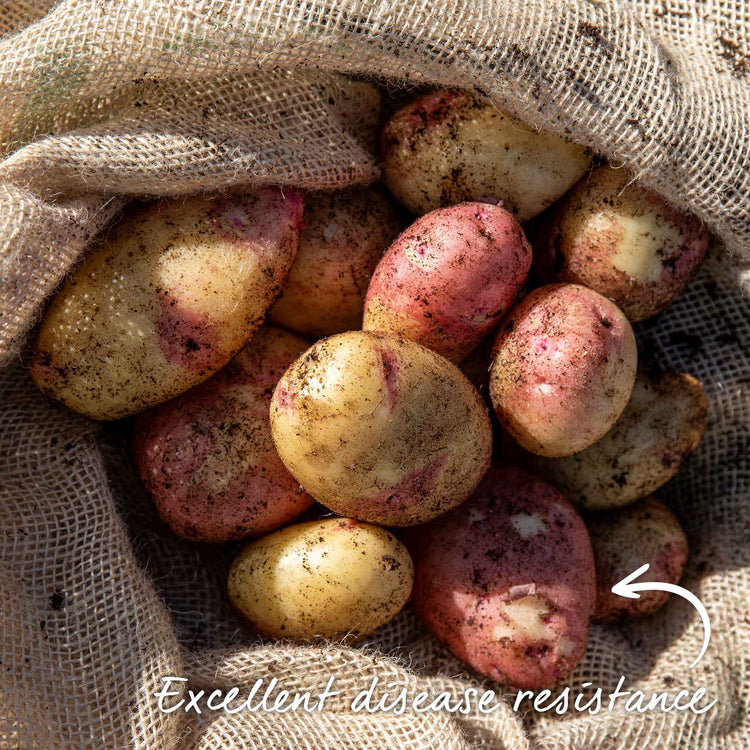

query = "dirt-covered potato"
[132,326,314,542]
[519,370,708,510]
[270,331,492,526]
[408,463,596,689]
[489,284,637,457]
[532,166,709,321]
[31,188,303,420]
[363,202,532,363]
[227,518,413,642]
[271,187,403,337]
[586,498,688,620]
[381,89,592,221]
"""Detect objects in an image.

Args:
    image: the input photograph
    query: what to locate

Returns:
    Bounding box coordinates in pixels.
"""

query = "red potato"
[489,284,637,457]
[132,327,314,542]
[271,188,403,337]
[408,463,596,689]
[31,188,303,420]
[269,331,492,526]
[363,202,532,363]
[586,498,689,620]
[381,89,592,221]
[532,166,709,321]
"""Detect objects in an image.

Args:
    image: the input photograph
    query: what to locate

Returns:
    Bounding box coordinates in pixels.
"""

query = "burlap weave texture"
[0,1,748,748]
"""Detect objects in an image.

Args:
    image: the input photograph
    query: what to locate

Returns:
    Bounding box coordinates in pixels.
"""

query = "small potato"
[271,188,403,337]
[489,284,637,457]
[31,188,303,420]
[519,370,708,510]
[227,518,414,642]
[408,463,596,689]
[381,89,592,221]
[132,327,315,543]
[270,331,492,526]
[532,166,709,321]
[363,202,532,363]
[586,498,688,620]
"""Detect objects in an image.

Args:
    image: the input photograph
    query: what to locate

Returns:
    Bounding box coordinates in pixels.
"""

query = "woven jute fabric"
[0,1,747,748]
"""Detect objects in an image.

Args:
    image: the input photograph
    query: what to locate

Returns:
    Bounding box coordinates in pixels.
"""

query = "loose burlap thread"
[0,1,748,748]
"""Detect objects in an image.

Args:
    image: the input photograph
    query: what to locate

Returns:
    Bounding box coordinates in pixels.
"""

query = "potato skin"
[532,166,709,321]
[408,463,595,689]
[270,331,492,526]
[586,498,688,621]
[227,518,414,643]
[31,188,303,420]
[363,202,532,363]
[489,284,637,457]
[132,327,314,543]
[271,188,403,337]
[381,89,592,221]
[519,371,708,510]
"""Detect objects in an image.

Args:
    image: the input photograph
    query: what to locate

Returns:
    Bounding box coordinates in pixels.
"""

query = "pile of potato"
[30,89,709,690]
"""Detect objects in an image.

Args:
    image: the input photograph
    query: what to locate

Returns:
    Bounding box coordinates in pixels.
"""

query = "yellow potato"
[519,371,707,510]
[381,89,592,221]
[270,331,492,525]
[227,518,413,642]
[31,188,302,420]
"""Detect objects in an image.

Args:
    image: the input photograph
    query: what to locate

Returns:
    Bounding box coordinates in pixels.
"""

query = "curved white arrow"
[611,563,711,668]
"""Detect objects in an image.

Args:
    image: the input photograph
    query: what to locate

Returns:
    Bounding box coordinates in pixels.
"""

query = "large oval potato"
[586,498,688,621]
[381,89,592,221]
[408,463,596,689]
[271,187,403,337]
[31,188,303,420]
[363,202,532,363]
[132,326,315,543]
[489,284,637,457]
[519,370,708,510]
[532,166,709,321]
[270,331,492,526]
[227,518,413,642]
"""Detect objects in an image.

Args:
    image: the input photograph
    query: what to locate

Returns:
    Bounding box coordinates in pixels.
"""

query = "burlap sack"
[0,1,747,748]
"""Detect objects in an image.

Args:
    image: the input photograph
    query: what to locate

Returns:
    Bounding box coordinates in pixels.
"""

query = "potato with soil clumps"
[270,331,492,526]
[132,326,314,543]
[381,89,592,221]
[31,188,303,420]
[363,201,532,363]
[407,463,596,689]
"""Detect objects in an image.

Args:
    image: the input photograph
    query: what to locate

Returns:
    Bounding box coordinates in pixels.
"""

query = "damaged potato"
[227,518,414,642]
[407,463,596,689]
[31,188,303,420]
[381,89,592,221]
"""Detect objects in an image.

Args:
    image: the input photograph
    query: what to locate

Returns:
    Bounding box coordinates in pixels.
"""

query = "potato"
[363,202,532,363]
[489,283,637,457]
[270,331,492,526]
[532,166,709,321]
[586,498,688,621]
[227,518,413,642]
[31,188,303,420]
[408,463,595,689]
[270,187,403,337]
[381,89,592,221]
[518,370,708,510]
[132,326,314,542]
